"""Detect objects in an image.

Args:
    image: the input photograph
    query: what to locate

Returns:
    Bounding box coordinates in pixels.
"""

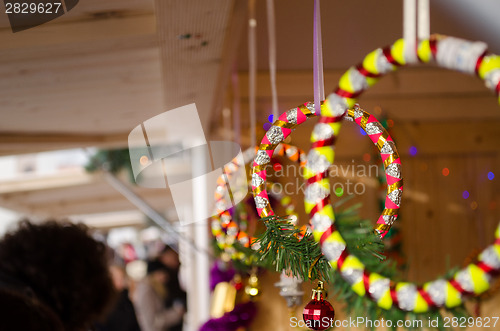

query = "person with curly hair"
[0,220,117,331]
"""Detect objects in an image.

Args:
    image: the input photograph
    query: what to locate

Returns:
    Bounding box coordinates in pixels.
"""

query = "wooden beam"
[213,119,500,156]
[0,132,128,156]
[237,68,491,99]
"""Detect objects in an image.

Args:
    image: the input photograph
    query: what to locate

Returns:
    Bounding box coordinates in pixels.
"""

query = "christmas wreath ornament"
[251,102,402,240]
[306,35,500,313]
[211,144,303,263]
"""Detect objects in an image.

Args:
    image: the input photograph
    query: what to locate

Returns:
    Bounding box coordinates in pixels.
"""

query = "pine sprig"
[251,215,332,282]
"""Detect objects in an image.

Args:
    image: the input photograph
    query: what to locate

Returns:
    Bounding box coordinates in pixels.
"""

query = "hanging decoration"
[202,262,257,331]
[211,144,304,267]
[251,102,403,239]
[305,35,500,314]
[274,272,305,309]
[302,281,335,331]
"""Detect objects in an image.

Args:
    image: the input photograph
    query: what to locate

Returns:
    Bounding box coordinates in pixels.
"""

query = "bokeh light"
[442,168,450,176]
[139,155,149,165]
[470,201,478,210]
[462,190,469,199]
[273,163,282,171]
[488,171,495,180]
[334,187,344,197]
[363,153,371,162]
[409,146,418,156]
[386,119,394,128]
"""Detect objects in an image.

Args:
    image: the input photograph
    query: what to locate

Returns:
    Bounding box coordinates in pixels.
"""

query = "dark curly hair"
[0,220,116,331]
[0,289,64,331]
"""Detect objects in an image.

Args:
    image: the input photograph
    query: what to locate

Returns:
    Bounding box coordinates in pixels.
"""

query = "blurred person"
[157,246,186,331]
[133,260,184,331]
[0,220,116,331]
[95,265,141,331]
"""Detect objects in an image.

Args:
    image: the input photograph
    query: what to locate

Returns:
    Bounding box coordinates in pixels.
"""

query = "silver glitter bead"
[348,67,369,92]
[311,213,333,233]
[425,279,448,306]
[266,126,285,144]
[365,122,384,135]
[286,108,298,124]
[327,93,349,117]
[352,106,364,120]
[381,215,397,225]
[479,246,500,270]
[306,150,331,174]
[254,150,270,165]
[387,189,402,207]
[341,268,363,286]
[254,196,269,209]
[375,48,395,74]
[304,182,330,202]
[455,269,475,293]
[322,240,346,263]
[386,163,402,179]
[313,123,335,141]
[397,284,417,311]
[251,173,264,187]
[369,278,390,301]
[381,141,397,154]
[484,69,500,91]
[305,102,316,114]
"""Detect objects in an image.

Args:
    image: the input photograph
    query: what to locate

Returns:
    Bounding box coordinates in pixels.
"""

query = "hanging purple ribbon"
[313,0,325,115]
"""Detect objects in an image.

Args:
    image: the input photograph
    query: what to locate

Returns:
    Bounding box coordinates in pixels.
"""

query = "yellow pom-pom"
[377,288,393,310]
[414,292,429,313]
[391,39,406,66]
[339,255,365,295]
[478,55,500,79]
[417,39,432,63]
[494,245,500,258]
[445,281,462,308]
[313,146,335,164]
[338,68,357,93]
[468,264,490,294]
[345,97,357,108]
[362,49,381,75]
[352,280,366,296]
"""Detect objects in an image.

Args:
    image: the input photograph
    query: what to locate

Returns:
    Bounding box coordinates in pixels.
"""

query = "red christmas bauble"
[302,298,335,330]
